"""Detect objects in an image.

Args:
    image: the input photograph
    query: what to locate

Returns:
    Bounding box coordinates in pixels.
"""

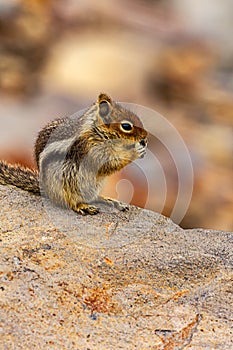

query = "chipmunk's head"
[95,93,147,158]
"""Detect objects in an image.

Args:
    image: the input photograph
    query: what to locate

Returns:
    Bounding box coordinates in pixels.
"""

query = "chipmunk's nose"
[140,139,147,147]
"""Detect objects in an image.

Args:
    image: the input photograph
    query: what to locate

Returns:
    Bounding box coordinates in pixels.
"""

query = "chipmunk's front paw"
[95,197,129,211]
[111,199,129,211]
[74,203,99,215]
[135,139,147,158]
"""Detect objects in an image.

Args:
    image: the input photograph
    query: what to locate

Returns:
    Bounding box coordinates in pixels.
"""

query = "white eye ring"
[120,120,133,133]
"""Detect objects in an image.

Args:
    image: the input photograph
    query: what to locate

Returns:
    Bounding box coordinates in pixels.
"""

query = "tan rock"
[0,185,232,349]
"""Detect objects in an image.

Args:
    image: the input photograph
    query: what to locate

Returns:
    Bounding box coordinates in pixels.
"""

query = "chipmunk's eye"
[120,121,133,132]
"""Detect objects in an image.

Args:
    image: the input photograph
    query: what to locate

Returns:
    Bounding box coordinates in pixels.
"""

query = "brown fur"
[0,93,147,214]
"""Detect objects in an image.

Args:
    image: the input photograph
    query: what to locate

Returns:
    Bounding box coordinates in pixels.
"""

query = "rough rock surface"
[0,185,232,349]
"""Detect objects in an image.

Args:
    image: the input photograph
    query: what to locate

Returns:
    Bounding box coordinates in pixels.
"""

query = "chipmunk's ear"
[97,93,112,105]
[97,93,113,122]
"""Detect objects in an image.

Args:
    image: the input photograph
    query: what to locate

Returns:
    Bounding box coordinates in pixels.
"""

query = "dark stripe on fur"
[0,161,40,194]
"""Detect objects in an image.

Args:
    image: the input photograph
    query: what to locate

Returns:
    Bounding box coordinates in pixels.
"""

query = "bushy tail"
[0,161,40,195]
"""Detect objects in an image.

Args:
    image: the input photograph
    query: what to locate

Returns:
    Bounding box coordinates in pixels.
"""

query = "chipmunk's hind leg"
[93,196,129,211]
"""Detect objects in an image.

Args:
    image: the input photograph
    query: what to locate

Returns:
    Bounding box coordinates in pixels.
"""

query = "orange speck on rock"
[103,256,113,265]
[173,289,190,301]
[83,286,116,314]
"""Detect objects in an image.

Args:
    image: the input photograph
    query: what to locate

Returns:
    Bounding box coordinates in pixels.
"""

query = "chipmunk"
[0,93,147,215]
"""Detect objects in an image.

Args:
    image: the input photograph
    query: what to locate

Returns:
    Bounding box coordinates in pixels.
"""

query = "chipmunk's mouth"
[125,138,147,150]
[123,139,147,158]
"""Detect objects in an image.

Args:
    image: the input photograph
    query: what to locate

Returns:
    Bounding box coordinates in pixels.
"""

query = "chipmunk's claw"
[74,203,99,215]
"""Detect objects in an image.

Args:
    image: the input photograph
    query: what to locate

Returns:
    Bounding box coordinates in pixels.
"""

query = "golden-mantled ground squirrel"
[0,93,147,214]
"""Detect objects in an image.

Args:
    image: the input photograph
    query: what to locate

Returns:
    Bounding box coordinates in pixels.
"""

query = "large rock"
[0,185,232,349]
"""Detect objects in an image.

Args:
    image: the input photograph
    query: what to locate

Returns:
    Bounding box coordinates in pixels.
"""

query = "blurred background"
[0,0,232,230]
